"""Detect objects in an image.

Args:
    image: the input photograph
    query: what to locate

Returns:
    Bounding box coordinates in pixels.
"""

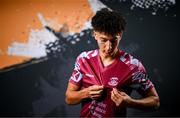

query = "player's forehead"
[94,31,121,39]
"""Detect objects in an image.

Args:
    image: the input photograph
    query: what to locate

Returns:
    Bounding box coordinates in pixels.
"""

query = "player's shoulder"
[119,50,142,68]
[76,49,98,61]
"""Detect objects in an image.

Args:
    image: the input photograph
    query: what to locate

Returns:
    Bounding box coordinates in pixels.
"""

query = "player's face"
[94,31,122,57]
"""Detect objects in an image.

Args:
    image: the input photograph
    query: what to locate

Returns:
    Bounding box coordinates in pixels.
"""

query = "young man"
[65,8,160,117]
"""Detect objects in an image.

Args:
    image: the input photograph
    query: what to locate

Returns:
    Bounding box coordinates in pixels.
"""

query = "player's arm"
[65,82,104,105]
[65,83,88,105]
[127,87,160,109]
[111,87,160,109]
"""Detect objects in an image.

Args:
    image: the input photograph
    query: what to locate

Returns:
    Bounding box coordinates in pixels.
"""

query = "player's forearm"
[65,88,89,105]
[127,96,160,109]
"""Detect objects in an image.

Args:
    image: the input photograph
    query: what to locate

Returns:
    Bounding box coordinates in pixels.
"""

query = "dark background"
[0,0,179,117]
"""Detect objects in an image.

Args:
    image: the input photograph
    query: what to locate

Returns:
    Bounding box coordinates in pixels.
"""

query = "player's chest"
[82,61,131,89]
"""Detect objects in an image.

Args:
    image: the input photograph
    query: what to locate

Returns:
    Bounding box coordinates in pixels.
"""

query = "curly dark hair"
[91,8,126,36]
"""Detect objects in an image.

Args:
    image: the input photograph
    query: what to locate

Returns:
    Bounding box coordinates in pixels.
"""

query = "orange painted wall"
[0,0,94,69]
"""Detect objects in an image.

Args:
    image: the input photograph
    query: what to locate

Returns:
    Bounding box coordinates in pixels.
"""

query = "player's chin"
[104,51,114,56]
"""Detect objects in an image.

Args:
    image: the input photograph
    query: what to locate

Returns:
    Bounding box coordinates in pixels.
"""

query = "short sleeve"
[128,60,154,94]
[69,54,83,87]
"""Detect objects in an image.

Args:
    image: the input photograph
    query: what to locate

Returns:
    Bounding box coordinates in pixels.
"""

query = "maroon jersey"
[69,49,154,117]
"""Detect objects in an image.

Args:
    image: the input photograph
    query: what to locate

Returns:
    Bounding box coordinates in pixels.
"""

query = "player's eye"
[100,39,107,43]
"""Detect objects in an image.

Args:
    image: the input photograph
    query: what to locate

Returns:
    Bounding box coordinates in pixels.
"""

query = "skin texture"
[93,31,122,67]
[65,31,160,110]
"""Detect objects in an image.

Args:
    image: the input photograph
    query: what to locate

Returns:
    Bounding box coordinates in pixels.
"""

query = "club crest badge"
[108,77,118,86]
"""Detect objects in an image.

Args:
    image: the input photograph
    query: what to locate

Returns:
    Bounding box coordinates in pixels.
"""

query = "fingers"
[89,90,103,95]
[91,94,102,99]
[88,85,104,100]
[119,91,126,96]
[89,85,104,95]
[111,88,124,106]
[112,88,120,97]
[89,85,104,91]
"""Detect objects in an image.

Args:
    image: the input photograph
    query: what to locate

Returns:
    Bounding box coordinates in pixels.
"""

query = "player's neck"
[99,49,119,67]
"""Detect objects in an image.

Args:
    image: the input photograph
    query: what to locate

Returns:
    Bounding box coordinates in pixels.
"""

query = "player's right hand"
[87,85,104,100]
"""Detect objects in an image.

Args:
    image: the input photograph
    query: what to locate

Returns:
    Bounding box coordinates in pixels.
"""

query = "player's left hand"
[111,88,131,107]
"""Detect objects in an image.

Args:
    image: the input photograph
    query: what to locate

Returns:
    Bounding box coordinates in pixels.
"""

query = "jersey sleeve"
[128,58,154,95]
[69,54,84,87]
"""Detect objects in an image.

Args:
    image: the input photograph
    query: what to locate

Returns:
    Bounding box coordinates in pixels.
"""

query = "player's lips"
[104,50,113,55]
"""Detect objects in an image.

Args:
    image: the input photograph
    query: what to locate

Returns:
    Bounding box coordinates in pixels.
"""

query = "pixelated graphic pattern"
[131,0,176,15]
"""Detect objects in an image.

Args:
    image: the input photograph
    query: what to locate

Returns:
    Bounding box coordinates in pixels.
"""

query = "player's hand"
[111,88,131,107]
[87,85,104,100]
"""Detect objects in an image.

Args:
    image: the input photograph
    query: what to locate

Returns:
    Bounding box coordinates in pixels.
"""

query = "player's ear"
[92,31,98,41]
[118,32,123,37]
